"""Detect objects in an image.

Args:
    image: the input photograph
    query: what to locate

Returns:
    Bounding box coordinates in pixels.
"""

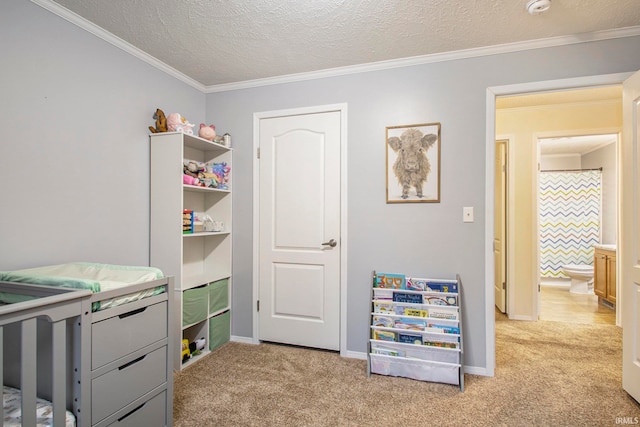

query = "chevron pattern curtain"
[539,170,601,278]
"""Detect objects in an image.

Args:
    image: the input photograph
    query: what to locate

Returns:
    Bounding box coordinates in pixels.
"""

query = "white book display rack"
[367,271,464,391]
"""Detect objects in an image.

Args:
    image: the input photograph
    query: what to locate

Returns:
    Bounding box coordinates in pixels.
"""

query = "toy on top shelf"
[167,113,194,135]
[148,108,168,133]
[198,123,216,141]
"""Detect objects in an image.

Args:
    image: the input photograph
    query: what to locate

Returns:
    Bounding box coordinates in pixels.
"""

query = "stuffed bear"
[149,108,167,133]
[198,123,216,141]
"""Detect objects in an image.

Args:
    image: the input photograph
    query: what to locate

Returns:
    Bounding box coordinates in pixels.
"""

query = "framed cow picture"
[386,122,441,203]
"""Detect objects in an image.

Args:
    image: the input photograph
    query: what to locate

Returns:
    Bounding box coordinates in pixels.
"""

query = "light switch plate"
[463,207,474,223]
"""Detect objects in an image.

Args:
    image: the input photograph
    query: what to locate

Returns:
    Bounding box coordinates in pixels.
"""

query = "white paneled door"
[258,110,341,350]
[622,69,640,403]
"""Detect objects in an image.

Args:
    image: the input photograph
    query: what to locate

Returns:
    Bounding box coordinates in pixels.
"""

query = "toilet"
[561,264,594,294]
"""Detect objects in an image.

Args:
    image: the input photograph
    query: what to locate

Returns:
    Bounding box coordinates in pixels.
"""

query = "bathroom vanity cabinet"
[594,247,616,306]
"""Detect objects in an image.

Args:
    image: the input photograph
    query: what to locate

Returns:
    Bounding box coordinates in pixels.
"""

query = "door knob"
[322,239,337,247]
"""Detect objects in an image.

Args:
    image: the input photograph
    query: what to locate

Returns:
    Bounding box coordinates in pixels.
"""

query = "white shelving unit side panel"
[150,133,185,290]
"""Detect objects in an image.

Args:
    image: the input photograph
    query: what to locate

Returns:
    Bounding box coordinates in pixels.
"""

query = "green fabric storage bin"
[182,285,208,327]
[209,278,229,314]
[209,310,230,351]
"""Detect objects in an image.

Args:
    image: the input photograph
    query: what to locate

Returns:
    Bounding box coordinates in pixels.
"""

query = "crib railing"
[0,283,91,426]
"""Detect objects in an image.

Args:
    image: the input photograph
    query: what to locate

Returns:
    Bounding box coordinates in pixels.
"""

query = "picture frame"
[386,122,441,203]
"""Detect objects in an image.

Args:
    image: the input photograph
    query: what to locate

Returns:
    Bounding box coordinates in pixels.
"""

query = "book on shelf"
[394,317,427,331]
[424,295,458,306]
[375,272,406,289]
[392,292,423,304]
[183,209,194,234]
[428,307,459,320]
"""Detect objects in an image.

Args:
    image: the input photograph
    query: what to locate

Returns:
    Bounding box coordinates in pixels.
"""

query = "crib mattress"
[0,262,165,311]
[3,386,75,427]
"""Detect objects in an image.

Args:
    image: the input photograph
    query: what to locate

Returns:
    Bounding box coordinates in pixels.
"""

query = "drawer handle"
[118,355,146,370]
[117,402,146,422]
[118,307,147,319]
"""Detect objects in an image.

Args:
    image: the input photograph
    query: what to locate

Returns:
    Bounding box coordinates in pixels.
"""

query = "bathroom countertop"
[594,244,616,251]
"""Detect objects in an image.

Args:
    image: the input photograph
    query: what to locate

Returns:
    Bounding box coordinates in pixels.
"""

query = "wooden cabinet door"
[594,249,607,298]
[607,254,616,303]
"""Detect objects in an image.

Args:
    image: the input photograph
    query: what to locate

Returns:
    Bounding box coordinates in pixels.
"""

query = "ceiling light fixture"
[526,0,551,14]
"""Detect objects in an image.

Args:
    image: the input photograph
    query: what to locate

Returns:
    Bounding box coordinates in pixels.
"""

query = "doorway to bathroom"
[494,86,621,327]
[537,134,617,326]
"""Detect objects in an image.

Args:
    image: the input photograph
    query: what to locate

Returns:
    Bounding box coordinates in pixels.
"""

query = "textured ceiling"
[46,0,640,88]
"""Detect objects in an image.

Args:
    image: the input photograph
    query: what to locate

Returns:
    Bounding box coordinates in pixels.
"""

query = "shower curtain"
[539,169,601,278]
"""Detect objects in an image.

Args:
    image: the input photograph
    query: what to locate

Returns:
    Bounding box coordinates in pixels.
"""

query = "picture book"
[398,333,423,345]
[375,272,406,289]
[428,307,458,320]
[423,340,459,349]
[425,323,460,334]
[424,295,458,306]
[392,292,423,304]
[404,308,429,318]
[373,302,394,313]
[406,278,426,291]
[372,347,401,357]
[373,288,393,300]
[372,330,396,342]
[372,315,394,328]
[425,281,458,293]
[394,317,426,331]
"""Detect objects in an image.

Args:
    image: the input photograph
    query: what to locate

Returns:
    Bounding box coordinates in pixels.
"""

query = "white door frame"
[485,72,632,377]
[252,103,349,356]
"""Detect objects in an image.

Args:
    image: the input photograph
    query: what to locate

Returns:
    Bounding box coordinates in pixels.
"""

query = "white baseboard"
[508,314,536,321]
[463,365,491,376]
[341,350,367,360]
[230,335,257,344]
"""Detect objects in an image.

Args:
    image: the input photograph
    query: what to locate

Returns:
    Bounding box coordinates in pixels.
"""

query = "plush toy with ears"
[149,108,167,133]
[167,113,194,135]
[198,123,216,141]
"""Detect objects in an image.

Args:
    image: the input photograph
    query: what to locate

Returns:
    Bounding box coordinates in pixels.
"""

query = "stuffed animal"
[148,108,167,133]
[210,162,231,190]
[198,123,216,141]
[167,113,194,135]
[184,161,204,178]
[183,174,201,186]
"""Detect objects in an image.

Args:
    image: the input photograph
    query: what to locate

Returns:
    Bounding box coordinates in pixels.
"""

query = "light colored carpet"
[174,315,640,426]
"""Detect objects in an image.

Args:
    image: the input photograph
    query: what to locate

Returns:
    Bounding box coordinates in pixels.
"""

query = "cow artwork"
[386,123,441,203]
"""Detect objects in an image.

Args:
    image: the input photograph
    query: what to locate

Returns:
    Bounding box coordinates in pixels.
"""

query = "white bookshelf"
[150,131,232,370]
[367,271,464,391]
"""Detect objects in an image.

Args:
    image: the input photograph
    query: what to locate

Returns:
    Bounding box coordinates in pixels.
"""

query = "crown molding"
[205,25,640,93]
[30,0,206,92]
[30,1,640,95]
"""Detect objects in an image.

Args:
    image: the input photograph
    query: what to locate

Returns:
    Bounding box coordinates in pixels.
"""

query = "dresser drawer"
[92,301,167,369]
[105,390,167,427]
[92,346,167,424]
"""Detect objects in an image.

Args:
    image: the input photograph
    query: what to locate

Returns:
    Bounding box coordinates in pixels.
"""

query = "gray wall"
[583,142,618,244]
[207,37,640,369]
[1,0,204,269]
[2,0,640,372]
